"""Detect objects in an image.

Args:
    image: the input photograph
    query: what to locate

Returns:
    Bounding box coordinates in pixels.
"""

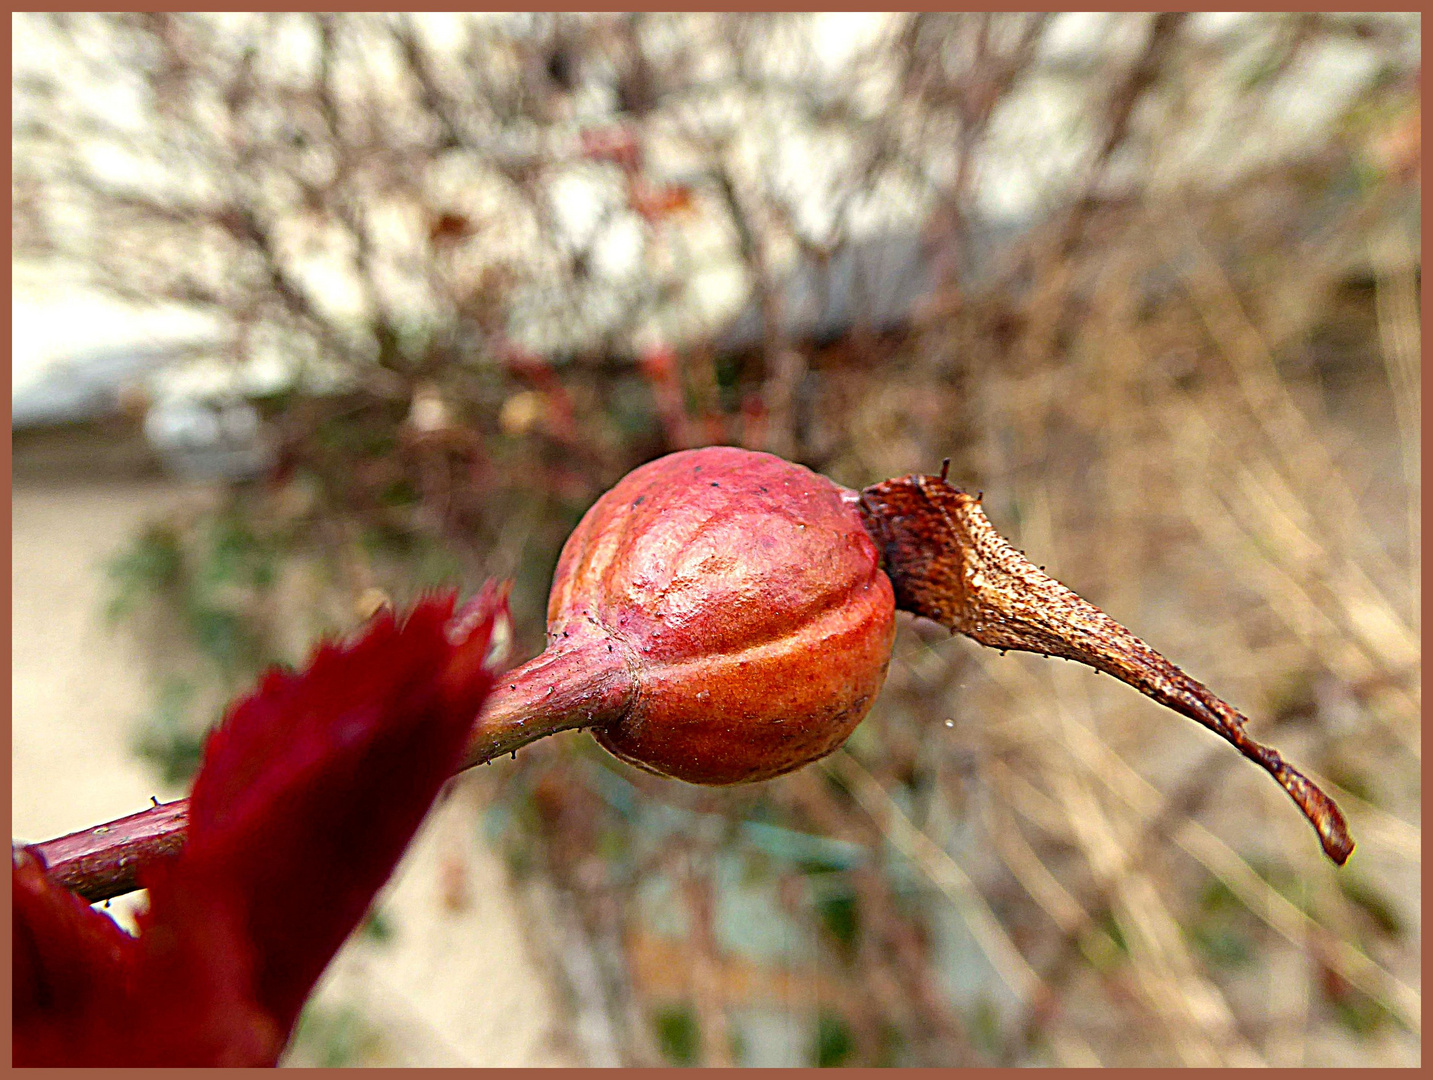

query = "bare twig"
[24,637,632,903]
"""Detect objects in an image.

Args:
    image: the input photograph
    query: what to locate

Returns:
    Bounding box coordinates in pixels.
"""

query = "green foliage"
[815,890,860,952]
[1246,861,1317,917]
[289,1003,380,1067]
[1187,923,1255,970]
[411,542,467,592]
[812,1009,854,1067]
[874,1022,904,1067]
[1337,873,1404,939]
[1326,983,1396,1038]
[131,676,208,785]
[108,496,293,786]
[1323,763,1374,803]
[713,352,744,411]
[1197,877,1241,914]
[653,1003,700,1066]
[1187,876,1258,970]
[1094,911,1129,960]
[378,478,421,508]
[186,605,258,673]
[359,909,396,945]
[105,523,184,621]
[203,508,275,591]
[967,996,1004,1059]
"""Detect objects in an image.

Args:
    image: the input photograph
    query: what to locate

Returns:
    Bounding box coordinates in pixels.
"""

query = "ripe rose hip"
[544,446,895,784]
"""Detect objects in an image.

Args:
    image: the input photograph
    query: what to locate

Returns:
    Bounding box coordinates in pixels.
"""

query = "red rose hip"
[547,446,896,784]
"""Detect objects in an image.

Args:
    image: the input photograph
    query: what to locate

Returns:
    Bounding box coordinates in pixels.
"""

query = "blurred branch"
[1036,693,1419,1036]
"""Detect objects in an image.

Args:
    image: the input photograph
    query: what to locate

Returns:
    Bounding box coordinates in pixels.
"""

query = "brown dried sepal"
[858,468,1354,866]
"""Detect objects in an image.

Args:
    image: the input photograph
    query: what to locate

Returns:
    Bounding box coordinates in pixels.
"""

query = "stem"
[460,632,636,771]
[23,636,635,904]
[859,471,1354,866]
[21,800,191,904]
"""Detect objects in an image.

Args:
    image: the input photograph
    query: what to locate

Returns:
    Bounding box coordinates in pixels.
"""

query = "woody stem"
[23,639,635,903]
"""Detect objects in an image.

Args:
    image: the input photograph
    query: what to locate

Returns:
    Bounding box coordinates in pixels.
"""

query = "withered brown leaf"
[859,469,1354,866]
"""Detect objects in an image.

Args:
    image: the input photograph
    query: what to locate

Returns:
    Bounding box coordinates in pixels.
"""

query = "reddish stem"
[22,799,191,902]
[23,637,634,904]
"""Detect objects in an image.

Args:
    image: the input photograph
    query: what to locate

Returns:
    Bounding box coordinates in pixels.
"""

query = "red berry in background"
[579,125,642,172]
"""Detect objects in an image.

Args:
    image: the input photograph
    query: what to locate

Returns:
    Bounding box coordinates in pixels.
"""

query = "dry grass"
[836,189,1421,1065]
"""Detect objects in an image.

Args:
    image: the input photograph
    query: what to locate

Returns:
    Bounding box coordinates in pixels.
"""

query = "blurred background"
[11,12,1420,1066]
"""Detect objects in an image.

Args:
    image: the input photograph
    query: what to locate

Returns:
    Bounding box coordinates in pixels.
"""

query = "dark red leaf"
[128,861,283,1066]
[165,583,507,1037]
[13,584,507,1065]
[12,848,139,1066]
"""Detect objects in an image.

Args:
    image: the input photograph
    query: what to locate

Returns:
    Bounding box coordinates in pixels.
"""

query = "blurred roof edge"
[11,338,224,430]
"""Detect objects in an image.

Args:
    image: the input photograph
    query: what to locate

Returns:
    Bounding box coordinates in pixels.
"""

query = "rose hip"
[544,446,895,784]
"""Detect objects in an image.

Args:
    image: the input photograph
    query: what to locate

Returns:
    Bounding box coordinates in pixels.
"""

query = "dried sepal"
[858,470,1354,866]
